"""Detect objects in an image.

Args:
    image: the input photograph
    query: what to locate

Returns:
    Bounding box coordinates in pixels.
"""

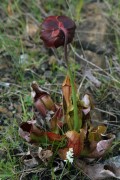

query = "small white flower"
[64,148,74,164]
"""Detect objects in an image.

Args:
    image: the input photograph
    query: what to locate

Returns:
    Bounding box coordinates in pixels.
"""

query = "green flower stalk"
[40,15,81,131]
[63,31,80,131]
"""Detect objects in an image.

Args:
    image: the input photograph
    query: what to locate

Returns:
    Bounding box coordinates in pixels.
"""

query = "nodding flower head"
[40,16,76,48]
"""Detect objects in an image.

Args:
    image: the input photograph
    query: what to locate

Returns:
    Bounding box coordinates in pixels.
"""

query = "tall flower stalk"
[40,15,81,131]
[63,29,80,131]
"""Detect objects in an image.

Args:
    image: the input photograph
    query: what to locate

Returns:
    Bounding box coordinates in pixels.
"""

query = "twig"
[70,45,120,84]
[95,107,117,122]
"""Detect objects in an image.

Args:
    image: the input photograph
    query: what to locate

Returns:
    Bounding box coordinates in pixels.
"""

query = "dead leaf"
[22,151,39,168]
[75,159,120,180]
[0,106,8,114]
[88,134,115,158]
[105,156,120,168]
[85,69,101,88]
[0,106,13,117]
[38,147,53,164]
[24,156,39,168]
[53,159,64,172]
[49,55,57,65]
[26,17,39,37]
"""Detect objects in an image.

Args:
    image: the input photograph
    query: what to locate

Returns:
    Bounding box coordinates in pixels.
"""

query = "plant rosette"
[19,78,115,162]
[19,16,115,164]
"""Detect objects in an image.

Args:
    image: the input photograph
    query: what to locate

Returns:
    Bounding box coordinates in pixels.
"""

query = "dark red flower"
[40,16,76,48]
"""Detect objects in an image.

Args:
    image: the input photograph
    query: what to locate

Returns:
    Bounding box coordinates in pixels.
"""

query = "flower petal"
[40,15,76,48]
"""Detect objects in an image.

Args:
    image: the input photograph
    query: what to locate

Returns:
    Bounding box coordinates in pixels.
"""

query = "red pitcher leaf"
[64,113,74,130]
[34,99,47,117]
[41,95,55,111]
[19,121,45,143]
[58,148,69,160]
[88,125,107,142]
[46,132,65,141]
[62,75,72,108]
[59,148,74,163]
[40,16,76,48]
[66,131,82,156]
[62,75,77,129]
[50,106,63,131]
[79,128,87,151]
[31,82,56,116]
[88,134,115,158]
